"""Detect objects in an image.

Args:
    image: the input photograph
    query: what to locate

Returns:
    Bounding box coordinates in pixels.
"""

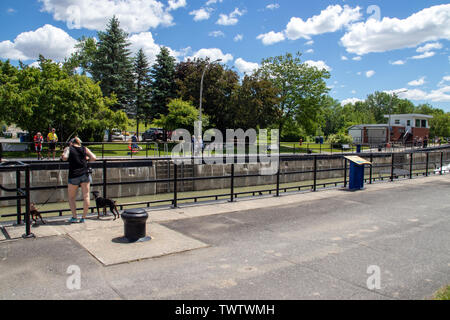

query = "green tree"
[63,36,98,76]
[231,74,280,130]
[133,48,152,138]
[175,58,239,131]
[91,16,134,112]
[257,52,331,137]
[0,57,127,142]
[153,99,205,133]
[430,112,450,138]
[150,47,177,121]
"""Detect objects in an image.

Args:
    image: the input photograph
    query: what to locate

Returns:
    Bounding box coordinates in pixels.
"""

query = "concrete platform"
[68,223,209,266]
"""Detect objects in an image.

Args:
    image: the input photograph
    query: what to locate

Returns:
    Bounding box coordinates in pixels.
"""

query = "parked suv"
[142,128,164,141]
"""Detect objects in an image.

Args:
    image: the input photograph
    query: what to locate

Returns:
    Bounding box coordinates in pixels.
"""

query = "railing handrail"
[1,147,449,237]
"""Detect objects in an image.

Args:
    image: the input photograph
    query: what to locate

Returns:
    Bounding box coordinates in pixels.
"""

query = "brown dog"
[30,203,46,224]
[91,191,120,220]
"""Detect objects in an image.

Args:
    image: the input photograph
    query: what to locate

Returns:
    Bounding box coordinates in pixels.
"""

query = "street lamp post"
[387,89,408,145]
[199,58,222,122]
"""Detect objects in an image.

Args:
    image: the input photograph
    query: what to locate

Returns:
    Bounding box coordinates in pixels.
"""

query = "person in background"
[47,128,58,160]
[131,133,142,151]
[62,137,97,223]
[33,132,44,160]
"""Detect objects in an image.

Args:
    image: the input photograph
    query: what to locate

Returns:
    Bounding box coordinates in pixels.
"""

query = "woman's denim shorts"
[68,174,92,186]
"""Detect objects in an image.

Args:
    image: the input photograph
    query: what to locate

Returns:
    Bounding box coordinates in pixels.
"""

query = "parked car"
[111,130,125,141]
[142,128,164,141]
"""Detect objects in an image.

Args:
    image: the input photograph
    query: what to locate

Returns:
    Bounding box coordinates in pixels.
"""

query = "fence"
[2,140,440,160]
[1,146,449,238]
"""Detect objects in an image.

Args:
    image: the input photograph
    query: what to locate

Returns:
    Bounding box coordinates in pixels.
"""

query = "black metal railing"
[2,140,445,161]
[1,147,449,238]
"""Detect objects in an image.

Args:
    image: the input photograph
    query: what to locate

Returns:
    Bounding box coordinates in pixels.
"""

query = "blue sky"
[1,0,450,111]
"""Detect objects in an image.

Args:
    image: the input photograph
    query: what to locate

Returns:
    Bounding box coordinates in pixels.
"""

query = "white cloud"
[305,40,314,46]
[209,30,225,38]
[0,24,76,61]
[285,5,362,40]
[305,49,314,54]
[341,4,450,55]
[256,31,285,45]
[341,55,348,61]
[234,34,243,42]
[190,8,213,21]
[167,0,186,11]
[216,8,245,26]
[187,48,233,63]
[416,42,443,53]
[341,98,363,106]
[128,31,185,63]
[304,60,332,71]
[128,32,163,64]
[352,56,362,61]
[390,60,406,65]
[408,76,426,86]
[410,51,436,60]
[438,75,450,87]
[235,58,259,75]
[388,87,450,102]
[7,8,16,14]
[38,0,174,33]
[366,70,375,78]
[266,4,280,10]
[206,0,222,5]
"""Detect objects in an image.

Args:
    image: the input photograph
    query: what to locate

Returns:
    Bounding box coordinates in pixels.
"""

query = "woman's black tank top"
[68,146,88,179]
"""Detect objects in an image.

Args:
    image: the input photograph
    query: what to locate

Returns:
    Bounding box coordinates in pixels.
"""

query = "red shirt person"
[34,132,44,160]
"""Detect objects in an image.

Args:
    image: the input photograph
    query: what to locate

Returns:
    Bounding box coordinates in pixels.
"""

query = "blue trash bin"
[349,162,365,190]
[346,156,371,191]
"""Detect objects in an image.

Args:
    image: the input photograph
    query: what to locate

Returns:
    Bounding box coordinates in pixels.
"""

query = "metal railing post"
[390,153,395,181]
[410,153,413,179]
[369,154,373,184]
[103,160,107,198]
[343,157,347,188]
[440,152,444,175]
[313,156,317,191]
[230,164,235,202]
[23,166,34,238]
[276,160,280,197]
[425,152,429,177]
[173,163,178,208]
[16,169,22,225]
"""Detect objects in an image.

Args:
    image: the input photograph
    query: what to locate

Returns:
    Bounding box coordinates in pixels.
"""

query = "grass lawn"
[433,285,450,300]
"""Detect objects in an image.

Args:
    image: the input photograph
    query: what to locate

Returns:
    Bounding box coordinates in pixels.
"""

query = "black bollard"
[121,208,151,243]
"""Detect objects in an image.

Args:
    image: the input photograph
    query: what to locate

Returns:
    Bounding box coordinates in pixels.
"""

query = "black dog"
[30,203,46,225]
[92,191,120,220]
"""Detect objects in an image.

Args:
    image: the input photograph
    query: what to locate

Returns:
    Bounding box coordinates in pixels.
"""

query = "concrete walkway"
[0,175,449,299]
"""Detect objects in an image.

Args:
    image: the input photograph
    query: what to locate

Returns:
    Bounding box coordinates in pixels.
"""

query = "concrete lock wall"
[0,153,445,207]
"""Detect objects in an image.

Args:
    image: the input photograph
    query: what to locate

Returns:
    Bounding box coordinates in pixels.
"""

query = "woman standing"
[62,137,97,223]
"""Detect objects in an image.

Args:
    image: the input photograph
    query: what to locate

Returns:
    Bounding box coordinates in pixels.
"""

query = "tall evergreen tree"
[91,16,134,112]
[133,49,152,138]
[150,47,177,120]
